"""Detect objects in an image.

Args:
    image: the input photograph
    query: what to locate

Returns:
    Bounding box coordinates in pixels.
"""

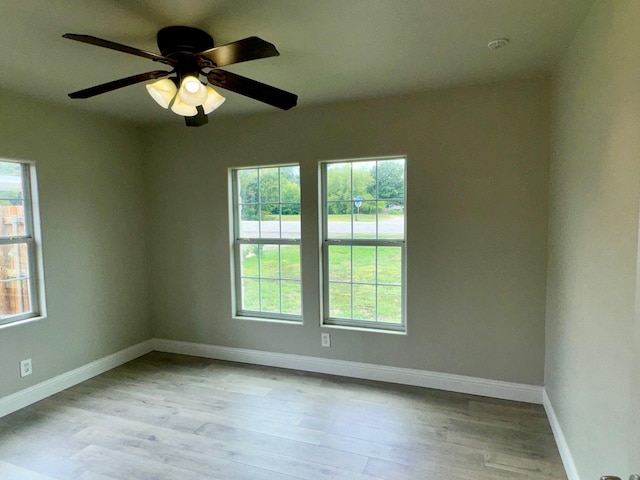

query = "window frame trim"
[0,159,47,328]
[230,164,303,323]
[319,156,407,333]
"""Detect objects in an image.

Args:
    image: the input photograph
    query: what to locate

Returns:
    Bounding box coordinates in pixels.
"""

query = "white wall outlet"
[321,333,331,347]
[20,359,32,377]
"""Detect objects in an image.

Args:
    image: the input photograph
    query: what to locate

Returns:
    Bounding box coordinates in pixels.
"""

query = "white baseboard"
[543,389,579,480]
[0,338,543,421]
[0,340,153,418]
[152,339,543,404]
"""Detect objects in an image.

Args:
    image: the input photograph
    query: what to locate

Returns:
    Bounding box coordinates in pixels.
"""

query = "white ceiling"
[0,0,595,124]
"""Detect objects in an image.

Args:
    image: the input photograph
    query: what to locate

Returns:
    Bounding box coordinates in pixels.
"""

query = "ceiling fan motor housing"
[157,26,214,58]
[157,26,214,79]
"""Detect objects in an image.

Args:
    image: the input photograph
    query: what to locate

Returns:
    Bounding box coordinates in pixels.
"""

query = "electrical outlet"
[20,359,32,377]
[321,333,331,347]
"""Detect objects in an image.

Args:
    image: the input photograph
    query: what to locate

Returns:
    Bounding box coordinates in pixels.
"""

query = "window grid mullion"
[257,244,263,312]
[325,239,404,247]
[258,168,263,311]
[278,167,282,245]
[374,246,378,322]
[327,279,400,287]
[278,244,283,314]
[375,161,379,239]
[0,236,31,245]
[237,238,300,245]
[349,245,354,320]
[257,170,262,239]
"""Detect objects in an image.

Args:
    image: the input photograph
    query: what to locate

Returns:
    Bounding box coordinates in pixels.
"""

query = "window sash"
[321,240,406,331]
[231,165,302,322]
[233,238,302,319]
[320,158,406,331]
[0,252,37,324]
[0,162,41,326]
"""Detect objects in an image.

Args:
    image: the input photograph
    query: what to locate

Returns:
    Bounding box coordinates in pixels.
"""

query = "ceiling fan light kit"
[178,75,209,106]
[202,85,226,114]
[145,78,177,109]
[63,25,297,127]
[171,94,198,117]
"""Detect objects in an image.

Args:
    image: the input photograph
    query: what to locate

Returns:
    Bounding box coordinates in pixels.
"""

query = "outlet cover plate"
[20,359,32,377]
[321,333,331,347]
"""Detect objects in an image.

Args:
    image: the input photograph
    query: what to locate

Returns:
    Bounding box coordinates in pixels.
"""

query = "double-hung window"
[231,165,302,321]
[321,157,406,332]
[0,159,45,327]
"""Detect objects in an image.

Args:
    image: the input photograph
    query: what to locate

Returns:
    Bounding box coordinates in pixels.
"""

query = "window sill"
[0,314,48,330]
[321,321,407,335]
[233,315,303,326]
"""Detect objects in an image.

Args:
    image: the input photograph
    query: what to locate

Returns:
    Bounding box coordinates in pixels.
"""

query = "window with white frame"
[231,165,302,321]
[321,157,406,332]
[0,159,46,327]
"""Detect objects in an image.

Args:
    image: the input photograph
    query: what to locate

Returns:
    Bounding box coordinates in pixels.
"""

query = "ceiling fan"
[63,26,298,126]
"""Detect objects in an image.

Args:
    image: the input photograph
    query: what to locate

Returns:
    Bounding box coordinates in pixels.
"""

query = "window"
[0,159,45,327]
[321,157,406,332]
[230,165,302,321]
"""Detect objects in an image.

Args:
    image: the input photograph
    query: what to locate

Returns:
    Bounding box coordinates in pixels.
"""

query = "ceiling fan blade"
[63,34,176,66]
[68,70,171,99]
[197,37,279,68]
[207,70,297,110]
[185,106,209,127]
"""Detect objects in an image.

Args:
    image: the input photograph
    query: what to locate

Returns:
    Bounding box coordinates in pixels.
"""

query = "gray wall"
[2,4,639,474]
[144,78,551,385]
[0,90,151,398]
[545,0,640,477]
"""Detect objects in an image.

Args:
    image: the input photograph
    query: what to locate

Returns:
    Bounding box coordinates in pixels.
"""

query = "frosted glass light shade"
[202,86,226,114]
[178,75,208,106]
[171,95,198,116]
[145,79,177,109]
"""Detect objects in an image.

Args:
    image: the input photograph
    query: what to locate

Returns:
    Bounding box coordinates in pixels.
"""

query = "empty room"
[0,1,638,479]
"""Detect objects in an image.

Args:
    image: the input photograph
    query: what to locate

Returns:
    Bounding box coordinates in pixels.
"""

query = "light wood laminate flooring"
[0,352,567,479]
